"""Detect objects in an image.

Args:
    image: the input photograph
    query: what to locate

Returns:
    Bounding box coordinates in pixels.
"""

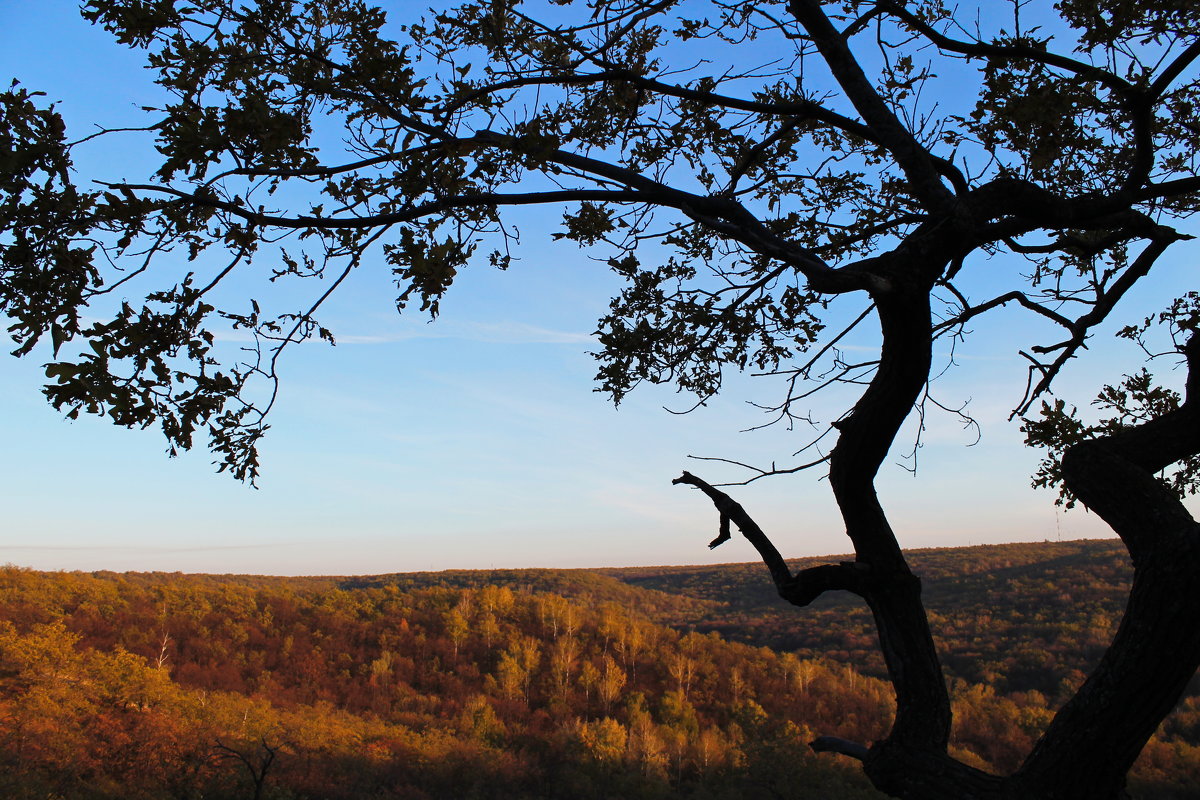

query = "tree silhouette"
[216,738,278,800]
[2,1,1198,797]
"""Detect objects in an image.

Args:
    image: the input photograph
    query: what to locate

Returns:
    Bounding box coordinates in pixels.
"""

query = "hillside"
[353,539,1135,696]
[0,539,1195,799]
[603,539,1134,697]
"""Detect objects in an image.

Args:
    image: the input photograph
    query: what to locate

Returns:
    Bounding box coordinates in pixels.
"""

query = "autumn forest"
[1,539,1197,800]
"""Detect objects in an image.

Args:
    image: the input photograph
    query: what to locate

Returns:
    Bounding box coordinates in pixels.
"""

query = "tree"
[215,737,279,800]
[2,1,1199,797]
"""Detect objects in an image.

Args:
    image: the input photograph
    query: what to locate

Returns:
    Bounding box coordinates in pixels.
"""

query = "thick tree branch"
[1121,94,1157,194]
[1137,175,1200,202]
[1148,39,1200,99]
[1088,335,1200,479]
[1002,229,1132,257]
[968,178,1171,236]
[1016,335,1200,797]
[821,279,954,752]
[787,0,955,211]
[811,736,870,761]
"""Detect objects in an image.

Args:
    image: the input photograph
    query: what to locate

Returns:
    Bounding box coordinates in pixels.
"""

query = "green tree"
[3,1,1200,797]
[575,716,628,764]
[443,607,470,663]
[598,654,627,715]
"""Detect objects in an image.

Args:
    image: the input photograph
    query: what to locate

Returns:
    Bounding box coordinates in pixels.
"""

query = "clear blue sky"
[0,1,1192,575]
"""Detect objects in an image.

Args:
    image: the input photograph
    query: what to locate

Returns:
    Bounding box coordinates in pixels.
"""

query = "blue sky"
[0,1,1193,575]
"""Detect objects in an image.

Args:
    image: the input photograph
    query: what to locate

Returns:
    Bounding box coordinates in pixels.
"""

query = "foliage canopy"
[1,0,1195,481]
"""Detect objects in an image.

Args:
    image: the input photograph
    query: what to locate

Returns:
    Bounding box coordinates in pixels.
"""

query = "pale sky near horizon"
[0,1,1193,576]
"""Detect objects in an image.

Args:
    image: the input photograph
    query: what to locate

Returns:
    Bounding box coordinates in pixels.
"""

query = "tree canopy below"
[0,540,1197,800]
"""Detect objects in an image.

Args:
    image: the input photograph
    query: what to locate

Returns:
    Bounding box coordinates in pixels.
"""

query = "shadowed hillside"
[602,540,1134,696]
[0,539,1195,799]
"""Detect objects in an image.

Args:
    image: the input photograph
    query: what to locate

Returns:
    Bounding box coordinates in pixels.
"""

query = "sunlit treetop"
[1,0,1198,483]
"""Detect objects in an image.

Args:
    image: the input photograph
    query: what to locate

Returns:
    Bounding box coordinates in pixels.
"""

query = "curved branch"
[1085,336,1200,480]
[1148,39,1200,99]
[672,471,867,605]
[1121,94,1157,194]
[672,470,792,584]
[1002,228,1137,257]
[1017,336,1200,797]
[935,290,1074,335]
[1014,234,1182,415]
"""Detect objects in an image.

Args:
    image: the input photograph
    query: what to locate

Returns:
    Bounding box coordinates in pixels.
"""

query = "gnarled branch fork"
[678,334,1200,800]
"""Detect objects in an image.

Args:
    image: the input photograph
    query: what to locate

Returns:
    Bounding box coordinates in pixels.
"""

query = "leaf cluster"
[1,0,1198,479]
[0,85,100,357]
[1023,368,1199,507]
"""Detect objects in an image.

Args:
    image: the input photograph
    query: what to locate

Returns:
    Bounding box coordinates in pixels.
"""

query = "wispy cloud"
[0,543,288,554]
[591,481,696,526]
[210,320,594,346]
[339,320,595,345]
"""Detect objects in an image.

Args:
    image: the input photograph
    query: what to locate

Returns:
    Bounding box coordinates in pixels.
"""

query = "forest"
[0,539,1196,800]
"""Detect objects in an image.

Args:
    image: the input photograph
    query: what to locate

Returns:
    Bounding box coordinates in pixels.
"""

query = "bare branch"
[685,453,831,485]
[935,290,1074,334]
[1014,234,1183,416]
[673,471,867,605]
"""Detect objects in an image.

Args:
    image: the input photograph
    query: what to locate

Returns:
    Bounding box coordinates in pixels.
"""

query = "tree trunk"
[828,284,953,752]
[682,286,1200,799]
[865,336,1200,799]
[1015,337,1200,798]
